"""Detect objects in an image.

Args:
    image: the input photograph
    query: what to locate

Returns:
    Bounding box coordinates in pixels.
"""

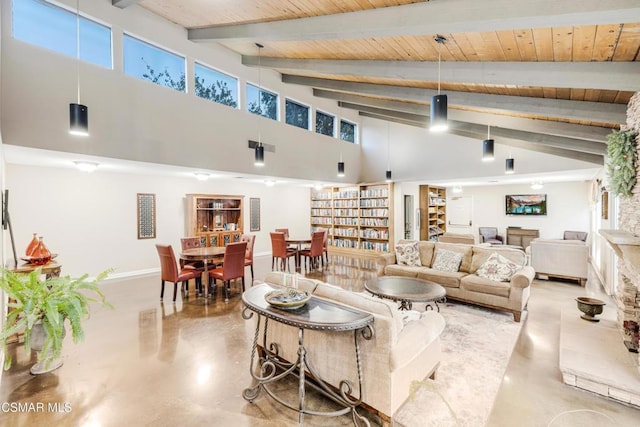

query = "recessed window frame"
[123,32,187,93]
[12,0,113,69]
[340,118,358,144]
[246,82,279,121]
[315,109,336,138]
[194,61,240,109]
[285,98,311,130]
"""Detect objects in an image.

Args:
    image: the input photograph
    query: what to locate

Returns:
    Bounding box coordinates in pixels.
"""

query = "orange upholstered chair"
[270,232,297,272]
[300,231,325,271]
[241,234,256,281]
[156,244,202,302]
[208,241,247,301]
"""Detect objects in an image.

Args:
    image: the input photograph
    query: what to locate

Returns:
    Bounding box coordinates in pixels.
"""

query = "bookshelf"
[310,182,394,253]
[419,185,446,241]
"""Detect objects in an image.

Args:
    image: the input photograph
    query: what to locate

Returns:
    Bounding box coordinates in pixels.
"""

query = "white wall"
[0,0,361,184]
[360,117,600,184]
[393,180,591,243]
[5,163,310,278]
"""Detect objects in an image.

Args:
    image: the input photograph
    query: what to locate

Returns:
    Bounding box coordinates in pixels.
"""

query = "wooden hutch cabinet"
[185,194,244,246]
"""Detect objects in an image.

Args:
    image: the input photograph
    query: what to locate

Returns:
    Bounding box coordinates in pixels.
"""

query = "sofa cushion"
[313,282,404,335]
[433,243,473,273]
[418,241,436,267]
[471,247,526,273]
[395,241,422,266]
[460,274,511,298]
[391,311,445,370]
[475,252,523,282]
[432,248,463,272]
[417,268,466,288]
[384,264,421,278]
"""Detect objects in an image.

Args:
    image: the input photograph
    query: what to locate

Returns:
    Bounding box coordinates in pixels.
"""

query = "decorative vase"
[576,297,606,322]
[30,237,52,266]
[29,322,65,375]
[25,233,39,256]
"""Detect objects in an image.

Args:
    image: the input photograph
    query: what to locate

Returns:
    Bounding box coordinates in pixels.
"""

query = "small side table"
[365,276,446,311]
[242,284,374,426]
[10,261,62,279]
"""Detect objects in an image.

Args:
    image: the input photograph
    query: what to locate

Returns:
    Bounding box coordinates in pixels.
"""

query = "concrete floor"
[0,252,639,426]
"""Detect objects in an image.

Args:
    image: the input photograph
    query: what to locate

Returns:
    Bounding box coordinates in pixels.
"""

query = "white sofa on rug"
[380,240,535,322]
[526,238,589,286]
[253,271,446,424]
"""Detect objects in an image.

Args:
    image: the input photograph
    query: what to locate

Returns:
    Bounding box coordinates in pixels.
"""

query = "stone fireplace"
[603,91,640,369]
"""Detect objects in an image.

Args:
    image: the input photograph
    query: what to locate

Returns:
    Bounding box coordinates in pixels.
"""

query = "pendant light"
[337,153,345,177]
[505,157,515,174]
[254,43,265,166]
[430,35,448,132]
[69,0,88,136]
[385,122,392,182]
[482,125,495,162]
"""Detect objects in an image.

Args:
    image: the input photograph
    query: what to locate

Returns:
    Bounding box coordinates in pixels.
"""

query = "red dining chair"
[320,228,329,265]
[241,234,256,282]
[208,241,247,301]
[156,244,202,302]
[300,231,325,271]
[270,232,297,272]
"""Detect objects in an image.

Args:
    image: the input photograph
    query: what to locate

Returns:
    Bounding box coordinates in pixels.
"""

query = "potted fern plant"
[0,268,113,374]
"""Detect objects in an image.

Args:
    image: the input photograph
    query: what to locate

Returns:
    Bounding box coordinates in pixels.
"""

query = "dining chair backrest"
[270,232,288,258]
[241,234,256,261]
[181,237,202,251]
[156,244,179,282]
[275,228,290,239]
[309,231,325,257]
[320,228,328,249]
[221,241,247,280]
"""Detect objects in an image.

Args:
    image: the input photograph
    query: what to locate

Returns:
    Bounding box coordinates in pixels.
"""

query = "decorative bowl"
[576,297,606,322]
[265,288,311,310]
[20,253,58,266]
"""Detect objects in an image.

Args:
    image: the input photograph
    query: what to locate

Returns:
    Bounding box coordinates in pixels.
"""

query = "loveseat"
[380,240,535,322]
[526,238,589,286]
[254,271,446,424]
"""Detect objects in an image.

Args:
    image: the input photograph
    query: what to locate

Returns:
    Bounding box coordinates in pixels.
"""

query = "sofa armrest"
[378,253,397,275]
[511,266,535,288]
[391,311,445,370]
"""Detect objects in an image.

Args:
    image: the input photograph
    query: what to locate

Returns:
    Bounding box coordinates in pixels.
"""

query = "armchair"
[479,227,503,245]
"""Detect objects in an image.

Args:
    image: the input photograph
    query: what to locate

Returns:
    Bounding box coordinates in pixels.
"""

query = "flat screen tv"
[505,194,547,215]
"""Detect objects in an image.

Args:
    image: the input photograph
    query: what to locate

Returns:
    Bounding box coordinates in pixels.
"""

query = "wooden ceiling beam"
[314,89,611,142]
[284,75,626,124]
[188,0,640,43]
[358,112,603,165]
[341,102,605,155]
[243,57,640,91]
[112,0,142,8]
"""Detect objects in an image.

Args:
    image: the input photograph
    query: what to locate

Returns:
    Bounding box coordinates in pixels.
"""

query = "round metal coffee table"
[365,276,446,311]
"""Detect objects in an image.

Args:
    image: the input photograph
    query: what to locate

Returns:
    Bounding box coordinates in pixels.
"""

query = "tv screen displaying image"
[505,194,547,215]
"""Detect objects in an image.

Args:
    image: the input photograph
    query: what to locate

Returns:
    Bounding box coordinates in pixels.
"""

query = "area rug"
[394,302,526,427]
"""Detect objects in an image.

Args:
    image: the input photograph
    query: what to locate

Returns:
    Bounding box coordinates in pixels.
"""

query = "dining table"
[180,246,226,297]
[285,238,311,270]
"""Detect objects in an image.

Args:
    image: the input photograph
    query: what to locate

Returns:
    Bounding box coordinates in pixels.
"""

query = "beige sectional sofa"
[255,271,446,423]
[380,240,535,322]
[527,238,589,286]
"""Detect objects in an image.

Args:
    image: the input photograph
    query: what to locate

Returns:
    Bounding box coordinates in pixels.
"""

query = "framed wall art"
[137,193,156,239]
[250,198,260,231]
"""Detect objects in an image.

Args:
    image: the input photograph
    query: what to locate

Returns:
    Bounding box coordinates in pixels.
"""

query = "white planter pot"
[29,322,65,375]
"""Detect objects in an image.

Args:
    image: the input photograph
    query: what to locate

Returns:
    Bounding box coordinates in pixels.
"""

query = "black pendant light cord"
[76,0,81,104]
[256,43,263,147]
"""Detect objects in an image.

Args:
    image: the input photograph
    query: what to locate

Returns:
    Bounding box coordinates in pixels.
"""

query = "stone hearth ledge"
[559,305,640,407]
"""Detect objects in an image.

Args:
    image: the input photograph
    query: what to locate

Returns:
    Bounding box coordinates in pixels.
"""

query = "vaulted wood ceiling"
[114,0,640,164]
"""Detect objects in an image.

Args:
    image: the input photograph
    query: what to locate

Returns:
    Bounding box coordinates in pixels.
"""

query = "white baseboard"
[102,268,160,283]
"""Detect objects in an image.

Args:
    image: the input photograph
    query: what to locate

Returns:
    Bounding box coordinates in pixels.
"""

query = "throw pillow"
[476,252,523,282]
[395,241,422,267]
[432,248,463,272]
